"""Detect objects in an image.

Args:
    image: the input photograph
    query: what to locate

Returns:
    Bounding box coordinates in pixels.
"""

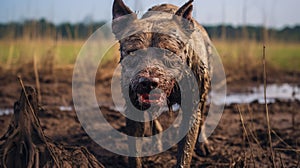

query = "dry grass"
[236,104,300,167]
[0,38,299,74]
[0,39,84,70]
[262,45,276,167]
[212,39,300,73]
[0,38,119,73]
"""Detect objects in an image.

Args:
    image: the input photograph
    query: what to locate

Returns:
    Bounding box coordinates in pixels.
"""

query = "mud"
[0,63,299,167]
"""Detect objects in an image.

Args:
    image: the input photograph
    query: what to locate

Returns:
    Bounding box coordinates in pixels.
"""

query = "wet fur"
[113,0,213,167]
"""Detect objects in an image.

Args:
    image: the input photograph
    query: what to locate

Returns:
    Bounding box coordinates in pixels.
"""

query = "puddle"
[0,106,73,116]
[0,109,13,116]
[212,83,300,105]
[59,106,73,111]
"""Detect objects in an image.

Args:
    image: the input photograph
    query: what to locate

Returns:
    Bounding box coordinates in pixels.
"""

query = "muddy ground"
[0,63,299,167]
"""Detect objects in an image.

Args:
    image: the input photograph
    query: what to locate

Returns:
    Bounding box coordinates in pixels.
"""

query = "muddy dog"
[112,0,214,167]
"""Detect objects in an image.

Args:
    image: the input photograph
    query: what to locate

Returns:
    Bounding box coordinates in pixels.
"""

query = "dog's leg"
[176,108,201,168]
[152,119,163,152]
[126,113,144,168]
[196,124,214,156]
[196,100,214,156]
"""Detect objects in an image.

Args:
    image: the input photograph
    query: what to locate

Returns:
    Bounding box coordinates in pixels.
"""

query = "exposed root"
[0,85,104,168]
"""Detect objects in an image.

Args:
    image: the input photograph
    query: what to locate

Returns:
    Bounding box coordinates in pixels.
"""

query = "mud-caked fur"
[112,0,214,167]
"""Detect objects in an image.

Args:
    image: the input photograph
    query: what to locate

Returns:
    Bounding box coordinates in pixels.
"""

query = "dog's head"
[112,0,197,111]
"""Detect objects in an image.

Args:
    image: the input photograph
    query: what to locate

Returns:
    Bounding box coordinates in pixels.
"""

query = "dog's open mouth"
[129,81,181,111]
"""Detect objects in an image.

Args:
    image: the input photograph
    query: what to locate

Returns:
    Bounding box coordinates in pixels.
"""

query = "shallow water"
[0,109,13,116]
[213,83,300,105]
[0,106,73,116]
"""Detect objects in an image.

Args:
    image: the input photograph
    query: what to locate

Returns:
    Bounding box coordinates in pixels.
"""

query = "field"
[1,38,300,72]
[0,38,299,167]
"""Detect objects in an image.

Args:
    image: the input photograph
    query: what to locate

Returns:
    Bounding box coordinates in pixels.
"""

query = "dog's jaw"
[129,79,181,111]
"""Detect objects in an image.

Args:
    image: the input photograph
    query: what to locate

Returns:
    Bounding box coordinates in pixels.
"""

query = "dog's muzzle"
[129,74,181,111]
[130,77,166,108]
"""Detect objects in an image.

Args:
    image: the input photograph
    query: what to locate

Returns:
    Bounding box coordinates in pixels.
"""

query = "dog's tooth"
[171,103,180,112]
[152,77,159,83]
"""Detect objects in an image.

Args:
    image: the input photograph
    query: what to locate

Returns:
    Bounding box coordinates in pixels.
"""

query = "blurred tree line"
[0,19,106,40]
[205,25,300,42]
[0,18,299,42]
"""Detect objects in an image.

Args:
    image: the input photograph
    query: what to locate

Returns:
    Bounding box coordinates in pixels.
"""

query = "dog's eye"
[165,50,175,57]
[129,52,136,56]
[127,49,137,56]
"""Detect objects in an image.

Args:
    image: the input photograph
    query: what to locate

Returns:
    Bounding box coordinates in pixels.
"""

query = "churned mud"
[0,62,299,167]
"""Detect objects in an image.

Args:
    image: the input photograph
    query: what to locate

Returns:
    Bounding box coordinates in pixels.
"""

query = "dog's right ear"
[174,0,195,36]
[112,0,136,39]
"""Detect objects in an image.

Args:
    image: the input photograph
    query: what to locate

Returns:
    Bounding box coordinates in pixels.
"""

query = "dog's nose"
[137,77,159,92]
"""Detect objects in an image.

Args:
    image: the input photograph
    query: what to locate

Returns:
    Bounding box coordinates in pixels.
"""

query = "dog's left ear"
[174,0,195,34]
[112,0,137,39]
[113,0,133,20]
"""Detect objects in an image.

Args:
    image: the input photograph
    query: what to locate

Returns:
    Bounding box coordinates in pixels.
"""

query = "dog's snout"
[137,77,159,93]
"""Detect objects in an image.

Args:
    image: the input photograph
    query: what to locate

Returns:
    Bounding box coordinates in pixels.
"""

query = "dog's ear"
[174,0,194,35]
[175,0,193,21]
[113,0,133,20]
[112,0,137,39]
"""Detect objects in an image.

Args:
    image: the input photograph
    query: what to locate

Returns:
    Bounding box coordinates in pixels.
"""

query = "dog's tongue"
[171,103,180,112]
[138,93,164,104]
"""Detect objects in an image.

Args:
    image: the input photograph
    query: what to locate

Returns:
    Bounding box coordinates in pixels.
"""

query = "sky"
[0,0,299,29]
